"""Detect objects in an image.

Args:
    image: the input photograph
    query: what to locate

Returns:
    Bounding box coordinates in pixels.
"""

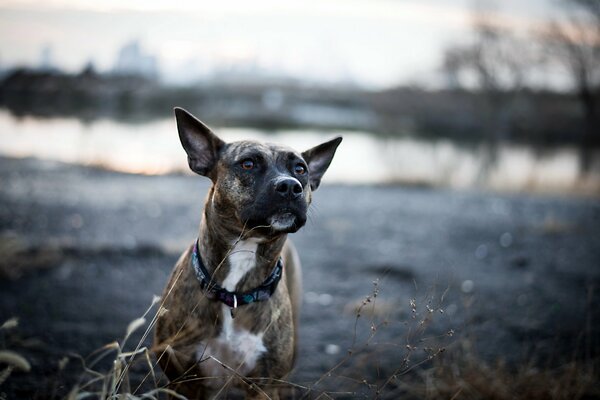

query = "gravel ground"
[0,156,599,399]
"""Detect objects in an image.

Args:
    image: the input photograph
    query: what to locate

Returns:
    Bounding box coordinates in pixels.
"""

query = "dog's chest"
[195,239,267,378]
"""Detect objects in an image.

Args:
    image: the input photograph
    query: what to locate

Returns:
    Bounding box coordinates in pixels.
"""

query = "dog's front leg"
[153,343,207,399]
[245,384,280,400]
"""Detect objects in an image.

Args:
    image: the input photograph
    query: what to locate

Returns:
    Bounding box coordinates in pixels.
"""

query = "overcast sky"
[0,0,561,88]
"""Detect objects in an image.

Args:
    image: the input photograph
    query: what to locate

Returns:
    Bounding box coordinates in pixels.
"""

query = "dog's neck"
[197,195,287,293]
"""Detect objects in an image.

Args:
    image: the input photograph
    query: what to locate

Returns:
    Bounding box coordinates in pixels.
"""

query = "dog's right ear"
[174,107,225,180]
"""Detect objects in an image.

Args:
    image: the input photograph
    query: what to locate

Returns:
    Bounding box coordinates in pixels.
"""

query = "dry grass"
[65,296,182,400]
[0,234,63,279]
[64,278,453,399]
[390,343,599,400]
[62,276,599,400]
[0,317,31,390]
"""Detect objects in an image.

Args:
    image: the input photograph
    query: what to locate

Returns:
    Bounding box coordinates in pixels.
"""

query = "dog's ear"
[174,107,225,180]
[302,137,342,191]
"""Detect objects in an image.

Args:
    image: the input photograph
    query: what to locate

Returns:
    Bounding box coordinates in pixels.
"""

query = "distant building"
[112,40,158,79]
[39,44,55,71]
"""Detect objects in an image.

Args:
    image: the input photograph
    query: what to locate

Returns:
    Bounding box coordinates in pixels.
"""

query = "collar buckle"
[230,295,238,318]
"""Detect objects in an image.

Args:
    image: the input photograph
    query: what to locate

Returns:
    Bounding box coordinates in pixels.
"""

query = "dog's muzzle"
[268,176,305,232]
[240,175,307,235]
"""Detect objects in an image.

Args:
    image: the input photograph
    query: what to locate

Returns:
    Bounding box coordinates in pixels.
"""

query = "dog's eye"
[241,159,255,170]
[294,163,307,175]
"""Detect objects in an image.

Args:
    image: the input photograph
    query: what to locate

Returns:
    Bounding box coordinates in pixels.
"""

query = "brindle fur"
[153,108,341,399]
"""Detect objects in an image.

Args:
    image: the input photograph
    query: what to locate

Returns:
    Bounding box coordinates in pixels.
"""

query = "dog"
[153,107,342,399]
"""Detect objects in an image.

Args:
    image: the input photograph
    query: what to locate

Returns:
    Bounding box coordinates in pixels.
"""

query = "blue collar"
[191,239,283,313]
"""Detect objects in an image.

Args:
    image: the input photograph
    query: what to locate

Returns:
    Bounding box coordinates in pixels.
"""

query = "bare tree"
[442,2,535,183]
[543,0,600,171]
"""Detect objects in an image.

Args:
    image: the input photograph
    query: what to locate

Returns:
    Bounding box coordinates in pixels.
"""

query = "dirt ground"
[0,156,599,399]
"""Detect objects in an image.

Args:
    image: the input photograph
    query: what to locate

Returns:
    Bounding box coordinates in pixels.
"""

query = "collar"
[191,239,283,312]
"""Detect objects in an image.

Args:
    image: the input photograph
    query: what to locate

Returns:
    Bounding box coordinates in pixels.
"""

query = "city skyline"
[1,0,564,88]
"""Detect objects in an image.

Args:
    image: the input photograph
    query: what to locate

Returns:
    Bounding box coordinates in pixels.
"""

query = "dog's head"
[175,107,342,237]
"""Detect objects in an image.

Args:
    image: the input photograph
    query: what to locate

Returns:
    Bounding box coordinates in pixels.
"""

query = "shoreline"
[1,154,598,199]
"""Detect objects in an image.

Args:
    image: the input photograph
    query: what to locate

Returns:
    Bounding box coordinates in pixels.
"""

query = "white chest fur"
[223,238,260,292]
[196,239,267,377]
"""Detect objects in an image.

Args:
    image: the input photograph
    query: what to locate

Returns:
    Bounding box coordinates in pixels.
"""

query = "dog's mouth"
[243,207,306,236]
[269,211,300,233]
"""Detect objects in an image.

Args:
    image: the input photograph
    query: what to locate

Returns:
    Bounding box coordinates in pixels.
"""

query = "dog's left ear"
[302,137,342,191]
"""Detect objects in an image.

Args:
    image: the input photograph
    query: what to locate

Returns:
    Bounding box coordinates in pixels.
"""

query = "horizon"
[0,0,566,90]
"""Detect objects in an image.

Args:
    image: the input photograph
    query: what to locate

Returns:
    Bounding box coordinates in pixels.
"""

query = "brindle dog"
[153,108,341,399]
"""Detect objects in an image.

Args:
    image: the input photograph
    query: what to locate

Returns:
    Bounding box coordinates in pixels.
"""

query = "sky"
[0,0,562,89]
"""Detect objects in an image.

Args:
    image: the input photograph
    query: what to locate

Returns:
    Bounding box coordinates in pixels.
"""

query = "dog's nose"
[274,177,303,198]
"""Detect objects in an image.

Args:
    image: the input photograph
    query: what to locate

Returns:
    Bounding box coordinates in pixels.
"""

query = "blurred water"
[0,111,598,194]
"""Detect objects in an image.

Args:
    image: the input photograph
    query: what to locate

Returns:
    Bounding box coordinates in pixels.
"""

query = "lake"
[0,110,598,195]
